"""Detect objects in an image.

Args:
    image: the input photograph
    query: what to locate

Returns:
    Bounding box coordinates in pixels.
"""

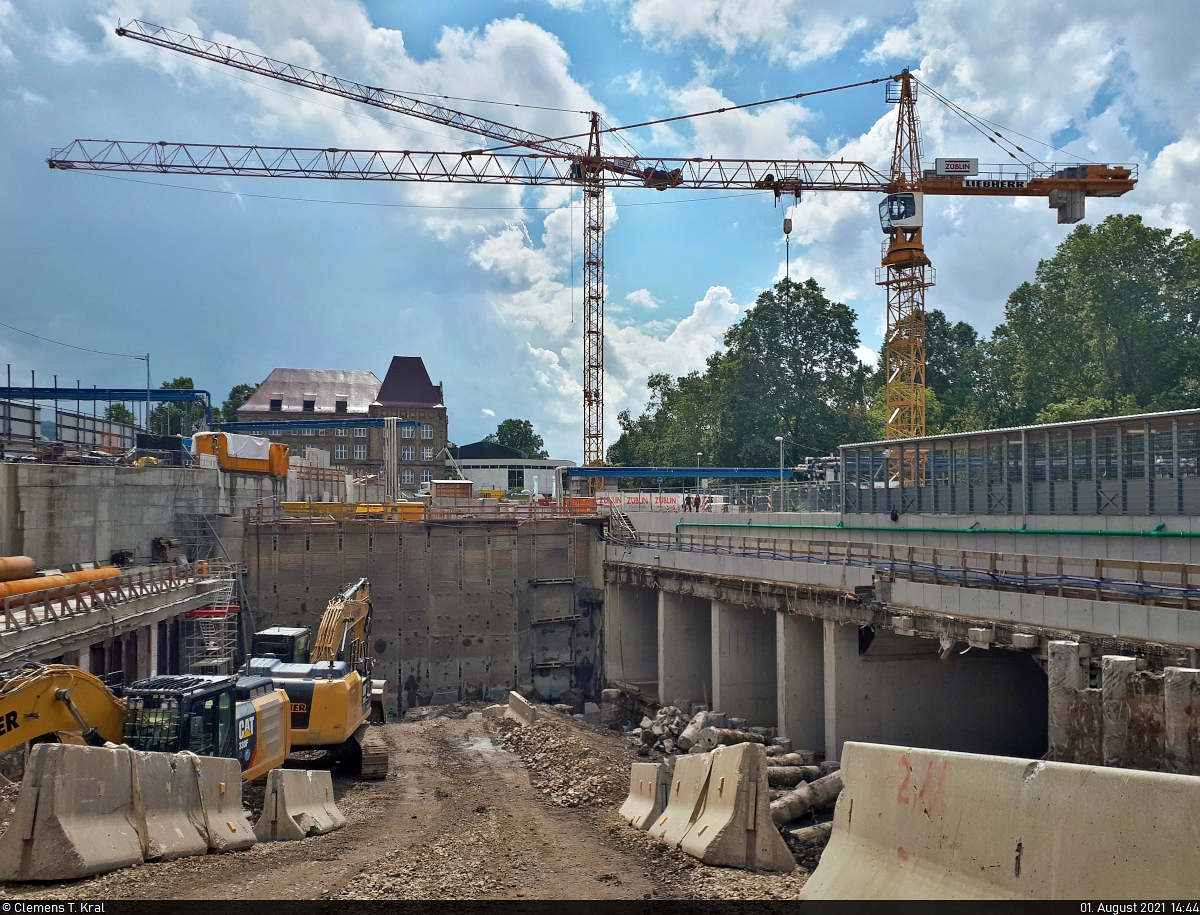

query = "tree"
[486,418,549,459]
[608,276,870,467]
[984,214,1200,423]
[148,376,207,436]
[104,403,137,426]
[215,383,260,423]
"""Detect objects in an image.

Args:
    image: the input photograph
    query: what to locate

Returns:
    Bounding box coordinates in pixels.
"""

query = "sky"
[1,1,1198,463]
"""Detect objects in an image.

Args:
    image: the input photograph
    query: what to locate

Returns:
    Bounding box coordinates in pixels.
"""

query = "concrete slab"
[1148,606,1180,645]
[1092,601,1121,638]
[1119,603,1150,641]
[1178,610,1200,648]
[1019,595,1045,628]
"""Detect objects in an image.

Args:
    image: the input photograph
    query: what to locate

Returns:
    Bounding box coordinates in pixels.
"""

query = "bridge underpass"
[602,413,1200,772]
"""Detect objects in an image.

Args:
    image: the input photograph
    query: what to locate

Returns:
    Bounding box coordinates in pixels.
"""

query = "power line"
[0,319,145,359]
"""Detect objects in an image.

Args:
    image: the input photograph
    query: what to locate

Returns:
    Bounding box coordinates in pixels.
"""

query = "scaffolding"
[182,604,240,675]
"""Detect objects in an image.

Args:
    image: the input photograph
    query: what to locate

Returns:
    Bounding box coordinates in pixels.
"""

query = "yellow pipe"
[0,567,120,599]
[0,556,35,582]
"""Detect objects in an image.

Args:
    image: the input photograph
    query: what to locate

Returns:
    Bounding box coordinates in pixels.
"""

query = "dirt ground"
[0,707,809,901]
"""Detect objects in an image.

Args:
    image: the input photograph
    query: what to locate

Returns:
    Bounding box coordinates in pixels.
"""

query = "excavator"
[0,664,291,781]
[246,577,389,779]
[0,579,389,781]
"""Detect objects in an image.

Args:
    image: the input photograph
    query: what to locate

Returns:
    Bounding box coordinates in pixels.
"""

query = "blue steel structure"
[0,387,211,423]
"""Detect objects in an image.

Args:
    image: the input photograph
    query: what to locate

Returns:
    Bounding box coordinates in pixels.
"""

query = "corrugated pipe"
[674,519,1200,538]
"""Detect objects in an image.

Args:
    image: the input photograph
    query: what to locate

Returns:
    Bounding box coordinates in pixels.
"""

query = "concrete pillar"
[711,600,776,727]
[1101,655,1137,767]
[605,582,658,696]
[1048,641,1084,762]
[658,591,711,711]
[823,619,839,762]
[777,612,823,752]
[148,624,159,680]
[1164,667,1200,774]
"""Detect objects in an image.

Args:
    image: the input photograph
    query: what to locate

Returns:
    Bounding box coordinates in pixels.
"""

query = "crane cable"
[471,74,904,155]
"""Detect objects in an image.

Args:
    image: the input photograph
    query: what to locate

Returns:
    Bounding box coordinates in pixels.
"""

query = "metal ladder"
[609,509,639,543]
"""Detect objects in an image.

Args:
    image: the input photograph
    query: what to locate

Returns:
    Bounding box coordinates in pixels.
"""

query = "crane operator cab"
[251,626,312,664]
[879,191,923,234]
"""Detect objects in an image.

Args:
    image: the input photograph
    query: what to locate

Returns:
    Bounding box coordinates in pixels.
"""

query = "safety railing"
[1,564,231,632]
[620,532,1200,611]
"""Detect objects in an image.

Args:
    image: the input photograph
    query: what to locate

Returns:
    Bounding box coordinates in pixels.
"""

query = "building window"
[335,444,348,460]
[421,470,433,484]
[302,428,315,437]
[354,445,368,460]
[421,446,433,461]
[421,423,433,439]
[508,469,525,489]
[302,400,315,412]
[335,428,347,437]
[402,469,415,484]
[353,427,367,437]
[335,401,347,413]
[269,399,282,412]
[402,425,414,439]
[402,446,415,461]
[318,429,326,436]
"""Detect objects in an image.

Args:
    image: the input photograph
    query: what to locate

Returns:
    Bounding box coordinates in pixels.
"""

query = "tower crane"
[52,23,1137,472]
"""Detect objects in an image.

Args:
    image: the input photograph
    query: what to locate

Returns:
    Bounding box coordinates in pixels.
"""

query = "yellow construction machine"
[0,663,290,781]
[247,577,389,779]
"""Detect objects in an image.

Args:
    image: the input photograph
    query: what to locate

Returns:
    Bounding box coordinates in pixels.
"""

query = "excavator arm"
[0,664,126,754]
[311,578,372,666]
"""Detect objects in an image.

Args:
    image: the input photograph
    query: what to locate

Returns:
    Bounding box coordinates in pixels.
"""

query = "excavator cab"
[122,674,239,758]
[251,626,311,664]
[879,192,923,233]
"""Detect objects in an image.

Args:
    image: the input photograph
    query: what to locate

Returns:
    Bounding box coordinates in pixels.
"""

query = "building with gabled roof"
[368,356,448,491]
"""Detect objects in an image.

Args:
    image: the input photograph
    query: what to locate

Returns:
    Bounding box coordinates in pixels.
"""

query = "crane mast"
[582,114,605,473]
[879,70,931,452]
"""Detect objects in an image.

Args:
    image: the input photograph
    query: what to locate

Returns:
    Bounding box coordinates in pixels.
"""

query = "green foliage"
[486,418,549,459]
[216,383,260,423]
[148,376,206,436]
[609,278,872,465]
[103,403,137,427]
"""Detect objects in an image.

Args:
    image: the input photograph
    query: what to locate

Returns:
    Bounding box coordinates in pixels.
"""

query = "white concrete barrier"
[618,762,669,830]
[0,744,144,881]
[136,751,209,862]
[679,743,794,872]
[254,769,346,842]
[804,741,1200,899]
[188,754,256,852]
[505,691,538,726]
[648,751,712,848]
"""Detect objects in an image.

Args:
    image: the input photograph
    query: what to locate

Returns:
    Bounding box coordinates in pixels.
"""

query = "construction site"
[0,8,1197,904]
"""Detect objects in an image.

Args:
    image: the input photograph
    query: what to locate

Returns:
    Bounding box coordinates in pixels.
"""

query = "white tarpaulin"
[191,431,271,461]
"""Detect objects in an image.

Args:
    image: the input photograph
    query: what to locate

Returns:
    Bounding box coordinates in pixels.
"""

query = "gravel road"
[0,708,809,901]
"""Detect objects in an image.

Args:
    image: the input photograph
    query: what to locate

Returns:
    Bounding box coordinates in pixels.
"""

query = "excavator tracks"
[354,724,390,780]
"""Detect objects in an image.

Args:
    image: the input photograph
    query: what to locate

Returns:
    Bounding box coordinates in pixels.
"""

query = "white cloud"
[625,288,660,309]
[481,407,495,417]
[854,345,878,367]
[624,0,873,67]
[0,1,20,66]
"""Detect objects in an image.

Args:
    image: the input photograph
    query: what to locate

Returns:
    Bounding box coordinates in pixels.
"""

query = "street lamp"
[696,452,702,493]
[775,436,785,512]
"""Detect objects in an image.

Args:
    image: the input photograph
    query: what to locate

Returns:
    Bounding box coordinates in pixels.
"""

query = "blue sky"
[1,0,1198,461]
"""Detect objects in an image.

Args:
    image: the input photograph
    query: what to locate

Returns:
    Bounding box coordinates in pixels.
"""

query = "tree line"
[608,214,1200,467]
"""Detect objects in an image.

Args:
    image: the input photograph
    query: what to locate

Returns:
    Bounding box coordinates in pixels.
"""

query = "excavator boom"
[0,664,126,754]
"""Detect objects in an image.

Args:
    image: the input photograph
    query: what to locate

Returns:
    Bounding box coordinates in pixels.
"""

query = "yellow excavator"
[246,577,389,779]
[0,664,291,781]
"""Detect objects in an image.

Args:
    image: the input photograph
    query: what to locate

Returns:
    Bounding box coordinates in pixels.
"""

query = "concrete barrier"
[0,744,261,880]
[803,741,1200,899]
[618,762,669,830]
[135,751,209,862]
[648,751,713,848]
[254,769,346,842]
[186,754,256,852]
[679,743,795,872]
[505,691,538,726]
[0,744,144,881]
